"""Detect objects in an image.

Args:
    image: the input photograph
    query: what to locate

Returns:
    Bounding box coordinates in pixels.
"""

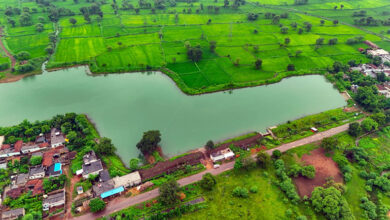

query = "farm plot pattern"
[0,0,388,94]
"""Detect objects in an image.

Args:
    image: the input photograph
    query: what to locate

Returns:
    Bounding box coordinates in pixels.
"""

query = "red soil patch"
[294,148,343,197]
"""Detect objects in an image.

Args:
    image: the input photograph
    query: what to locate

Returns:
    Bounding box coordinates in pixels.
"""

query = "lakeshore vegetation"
[0,0,388,93]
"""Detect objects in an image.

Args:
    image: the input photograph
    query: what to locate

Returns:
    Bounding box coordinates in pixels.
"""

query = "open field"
[0,0,387,93]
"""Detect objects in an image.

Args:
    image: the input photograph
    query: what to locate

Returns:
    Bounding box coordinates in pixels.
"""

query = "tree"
[205,140,214,151]
[89,198,106,212]
[136,130,161,155]
[255,59,262,70]
[333,20,339,25]
[287,64,295,71]
[298,28,303,34]
[304,22,312,32]
[19,12,33,26]
[159,179,180,205]
[371,112,386,126]
[16,51,31,61]
[35,23,44,32]
[321,137,339,151]
[30,156,42,166]
[281,26,289,34]
[69,18,77,25]
[209,41,216,52]
[256,151,270,168]
[8,18,16,27]
[241,155,256,170]
[301,165,316,179]
[95,137,117,155]
[311,186,353,220]
[129,158,140,171]
[361,118,378,132]
[200,173,216,190]
[272,15,280,24]
[187,46,203,62]
[284,37,290,45]
[295,50,302,57]
[348,122,362,137]
[320,20,325,25]
[232,186,249,198]
[328,38,338,45]
[272,149,281,158]
[247,13,258,21]
[356,86,384,112]
[316,38,324,46]
[377,72,386,82]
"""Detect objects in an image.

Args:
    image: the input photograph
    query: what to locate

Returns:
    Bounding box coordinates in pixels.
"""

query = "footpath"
[72,122,352,220]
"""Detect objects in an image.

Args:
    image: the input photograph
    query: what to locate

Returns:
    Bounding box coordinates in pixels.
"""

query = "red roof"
[6,187,24,199]
[377,85,386,90]
[39,143,49,148]
[42,148,60,167]
[14,140,23,152]
[26,179,44,196]
[1,144,10,150]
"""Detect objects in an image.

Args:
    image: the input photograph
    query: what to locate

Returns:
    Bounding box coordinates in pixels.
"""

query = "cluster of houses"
[0,128,74,220]
[349,43,390,98]
[74,150,142,203]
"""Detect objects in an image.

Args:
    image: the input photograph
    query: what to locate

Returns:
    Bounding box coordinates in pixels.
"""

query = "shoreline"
[0,62,327,96]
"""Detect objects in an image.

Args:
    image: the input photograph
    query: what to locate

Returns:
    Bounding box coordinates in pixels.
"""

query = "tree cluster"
[136,130,161,155]
[274,159,300,203]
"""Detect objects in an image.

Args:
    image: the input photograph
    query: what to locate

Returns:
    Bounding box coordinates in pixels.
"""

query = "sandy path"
[0,28,16,71]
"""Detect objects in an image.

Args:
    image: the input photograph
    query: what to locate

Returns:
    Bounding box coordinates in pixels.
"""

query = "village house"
[83,150,98,165]
[21,144,41,154]
[25,179,44,196]
[82,159,103,179]
[50,128,66,148]
[47,163,63,177]
[6,187,24,199]
[99,170,111,182]
[209,147,235,163]
[15,173,29,186]
[0,159,7,169]
[35,133,48,144]
[1,208,25,220]
[376,83,390,98]
[43,190,65,211]
[92,179,116,198]
[28,166,45,179]
[112,171,142,188]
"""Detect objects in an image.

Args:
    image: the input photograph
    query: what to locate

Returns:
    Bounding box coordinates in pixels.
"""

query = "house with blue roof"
[47,163,63,177]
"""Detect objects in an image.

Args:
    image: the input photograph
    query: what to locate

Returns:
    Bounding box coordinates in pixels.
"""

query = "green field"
[0,0,388,93]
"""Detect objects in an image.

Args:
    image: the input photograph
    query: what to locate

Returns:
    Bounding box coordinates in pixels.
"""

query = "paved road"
[72,122,352,220]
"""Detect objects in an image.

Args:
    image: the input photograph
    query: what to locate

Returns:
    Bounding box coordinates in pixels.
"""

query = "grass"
[0,0,385,94]
[180,168,320,219]
[271,108,362,143]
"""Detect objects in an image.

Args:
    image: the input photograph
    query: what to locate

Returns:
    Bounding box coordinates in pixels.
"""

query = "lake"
[0,67,346,163]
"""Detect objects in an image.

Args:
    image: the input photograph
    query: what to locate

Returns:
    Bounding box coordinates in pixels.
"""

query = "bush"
[30,156,42,166]
[301,165,316,179]
[199,173,216,191]
[272,150,281,158]
[89,198,105,212]
[232,186,249,198]
[249,186,258,193]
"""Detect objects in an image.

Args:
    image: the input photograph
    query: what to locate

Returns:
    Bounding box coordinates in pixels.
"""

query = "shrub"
[272,150,282,159]
[301,165,316,179]
[199,173,216,191]
[232,186,249,198]
[89,198,106,212]
[249,186,258,193]
[30,156,42,166]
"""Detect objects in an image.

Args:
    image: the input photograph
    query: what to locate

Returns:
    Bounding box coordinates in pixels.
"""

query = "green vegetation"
[0,0,386,94]
[89,198,106,213]
[43,175,67,193]
[272,108,362,143]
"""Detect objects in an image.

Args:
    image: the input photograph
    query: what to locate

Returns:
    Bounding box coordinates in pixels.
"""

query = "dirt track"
[71,122,357,220]
[0,28,16,71]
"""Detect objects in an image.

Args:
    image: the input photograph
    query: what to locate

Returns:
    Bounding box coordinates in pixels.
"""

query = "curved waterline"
[0,66,345,162]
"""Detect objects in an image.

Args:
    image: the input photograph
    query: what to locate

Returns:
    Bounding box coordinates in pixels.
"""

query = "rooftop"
[2,208,25,219]
[6,187,24,199]
[101,186,124,199]
[83,150,98,165]
[50,128,65,146]
[26,179,44,196]
[93,179,115,197]
[43,190,65,205]
[99,170,111,182]
[29,166,45,176]
[82,159,103,176]
[16,173,29,185]
[14,140,24,152]
[112,171,141,188]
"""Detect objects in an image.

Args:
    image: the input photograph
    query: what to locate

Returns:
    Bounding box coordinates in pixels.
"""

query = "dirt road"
[72,122,353,220]
[0,28,16,71]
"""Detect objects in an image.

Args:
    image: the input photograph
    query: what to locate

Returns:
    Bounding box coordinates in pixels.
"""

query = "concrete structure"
[21,144,41,154]
[16,173,29,186]
[43,190,65,211]
[29,166,45,179]
[47,163,63,177]
[2,208,25,220]
[376,83,390,98]
[50,128,65,148]
[210,148,235,163]
[92,179,115,198]
[0,148,20,158]
[83,150,98,165]
[112,171,142,188]
[82,159,103,179]
[99,170,111,182]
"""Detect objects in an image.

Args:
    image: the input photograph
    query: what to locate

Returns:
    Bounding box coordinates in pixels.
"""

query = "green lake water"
[0,67,346,163]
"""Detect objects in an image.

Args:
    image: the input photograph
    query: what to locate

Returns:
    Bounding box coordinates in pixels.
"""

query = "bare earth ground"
[72,122,353,220]
[0,28,15,71]
[294,148,343,197]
